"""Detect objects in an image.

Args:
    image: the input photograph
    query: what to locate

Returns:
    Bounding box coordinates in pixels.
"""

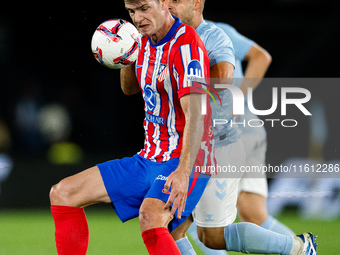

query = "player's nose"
[133,11,144,26]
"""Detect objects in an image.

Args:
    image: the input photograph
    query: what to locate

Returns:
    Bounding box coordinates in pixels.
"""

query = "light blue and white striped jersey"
[211,21,266,137]
[196,20,242,148]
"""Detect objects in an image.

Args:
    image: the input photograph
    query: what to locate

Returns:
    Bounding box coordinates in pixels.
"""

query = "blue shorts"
[97,154,210,232]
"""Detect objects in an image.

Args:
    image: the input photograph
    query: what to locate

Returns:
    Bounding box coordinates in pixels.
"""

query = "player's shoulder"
[207,20,236,34]
[198,20,223,36]
[198,20,232,43]
[197,21,233,52]
[176,23,203,44]
[169,22,207,59]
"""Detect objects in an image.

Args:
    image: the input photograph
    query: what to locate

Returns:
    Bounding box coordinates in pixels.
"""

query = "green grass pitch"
[0,208,339,254]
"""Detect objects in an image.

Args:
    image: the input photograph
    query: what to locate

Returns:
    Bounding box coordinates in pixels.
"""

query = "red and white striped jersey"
[136,17,215,169]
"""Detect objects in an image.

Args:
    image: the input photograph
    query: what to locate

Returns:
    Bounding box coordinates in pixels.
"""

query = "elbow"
[121,86,140,96]
[263,51,272,67]
[122,87,133,95]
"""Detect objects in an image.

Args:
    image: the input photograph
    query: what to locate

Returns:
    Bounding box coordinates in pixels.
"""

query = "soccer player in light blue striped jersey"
[168,0,318,255]
[210,19,297,238]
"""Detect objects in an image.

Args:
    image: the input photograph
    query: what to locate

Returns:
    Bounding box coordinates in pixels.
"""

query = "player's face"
[125,0,167,37]
[168,0,195,26]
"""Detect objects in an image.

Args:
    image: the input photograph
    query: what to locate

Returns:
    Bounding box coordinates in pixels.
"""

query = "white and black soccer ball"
[91,19,141,69]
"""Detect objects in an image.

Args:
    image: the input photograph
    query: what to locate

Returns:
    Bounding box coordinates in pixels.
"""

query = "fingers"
[163,177,171,193]
[163,178,173,210]
[174,196,186,219]
[168,192,187,219]
[162,172,189,219]
[164,191,175,211]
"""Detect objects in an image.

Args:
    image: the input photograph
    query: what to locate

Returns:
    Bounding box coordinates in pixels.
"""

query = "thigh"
[145,165,210,232]
[97,155,151,222]
[239,134,268,196]
[51,166,111,207]
[193,176,239,227]
[193,142,244,227]
[237,191,267,225]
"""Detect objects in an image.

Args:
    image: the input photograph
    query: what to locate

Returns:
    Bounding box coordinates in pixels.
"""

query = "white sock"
[289,236,303,255]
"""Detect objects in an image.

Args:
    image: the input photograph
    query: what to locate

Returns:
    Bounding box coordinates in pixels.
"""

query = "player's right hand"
[163,168,190,219]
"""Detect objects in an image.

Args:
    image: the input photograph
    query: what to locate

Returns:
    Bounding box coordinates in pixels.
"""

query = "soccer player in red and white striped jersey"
[50,0,215,254]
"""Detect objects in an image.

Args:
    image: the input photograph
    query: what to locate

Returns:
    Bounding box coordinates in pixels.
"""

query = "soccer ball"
[91,19,141,69]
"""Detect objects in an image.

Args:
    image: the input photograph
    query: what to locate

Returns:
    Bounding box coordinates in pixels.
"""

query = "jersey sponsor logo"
[143,84,156,112]
[157,63,168,82]
[146,112,165,125]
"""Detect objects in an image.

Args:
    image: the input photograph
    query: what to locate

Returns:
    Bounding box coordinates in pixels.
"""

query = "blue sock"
[175,236,197,255]
[224,222,293,255]
[187,222,228,255]
[261,215,295,236]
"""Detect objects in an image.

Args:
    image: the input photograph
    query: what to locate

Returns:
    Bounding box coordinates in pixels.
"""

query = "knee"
[237,203,254,222]
[139,207,163,232]
[139,199,171,232]
[197,227,225,250]
[237,203,267,225]
[49,179,74,206]
[237,193,268,225]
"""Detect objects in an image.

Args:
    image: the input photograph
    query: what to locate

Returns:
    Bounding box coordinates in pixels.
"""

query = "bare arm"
[210,61,234,79]
[120,63,141,95]
[163,62,234,218]
[210,61,234,91]
[163,93,204,219]
[239,43,272,95]
[178,93,204,172]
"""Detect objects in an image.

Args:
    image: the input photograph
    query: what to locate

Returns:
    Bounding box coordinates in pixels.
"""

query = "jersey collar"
[195,20,208,35]
[148,16,182,47]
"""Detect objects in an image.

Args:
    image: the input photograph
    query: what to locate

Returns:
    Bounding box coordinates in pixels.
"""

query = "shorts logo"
[156,175,167,181]
[143,84,156,112]
[205,214,214,222]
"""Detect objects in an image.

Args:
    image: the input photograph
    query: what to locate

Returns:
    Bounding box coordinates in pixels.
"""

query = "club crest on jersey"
[157,63,168,82]
[143,84,156,112]
[187,60,205,83]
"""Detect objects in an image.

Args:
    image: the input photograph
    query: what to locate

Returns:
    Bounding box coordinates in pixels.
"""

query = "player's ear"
[194,0,202,11]
[160,0,169,10]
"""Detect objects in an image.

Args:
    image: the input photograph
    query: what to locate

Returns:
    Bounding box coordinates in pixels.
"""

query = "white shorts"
[238,134,268,198]
[193,140,246,227]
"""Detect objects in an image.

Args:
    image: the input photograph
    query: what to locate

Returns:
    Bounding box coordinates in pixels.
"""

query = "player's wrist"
[176,163,192,178]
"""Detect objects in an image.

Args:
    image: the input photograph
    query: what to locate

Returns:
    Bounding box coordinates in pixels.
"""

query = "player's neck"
[150,15,176,44]
[189,14,204,30]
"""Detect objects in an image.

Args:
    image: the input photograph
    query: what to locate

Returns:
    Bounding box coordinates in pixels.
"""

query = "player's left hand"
[163,168,190,219]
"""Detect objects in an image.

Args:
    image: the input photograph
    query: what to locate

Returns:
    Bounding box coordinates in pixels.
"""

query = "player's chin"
[138,25,152,36]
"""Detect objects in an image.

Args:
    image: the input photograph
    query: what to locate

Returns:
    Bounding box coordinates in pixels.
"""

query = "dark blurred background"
[0,1,339,208]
